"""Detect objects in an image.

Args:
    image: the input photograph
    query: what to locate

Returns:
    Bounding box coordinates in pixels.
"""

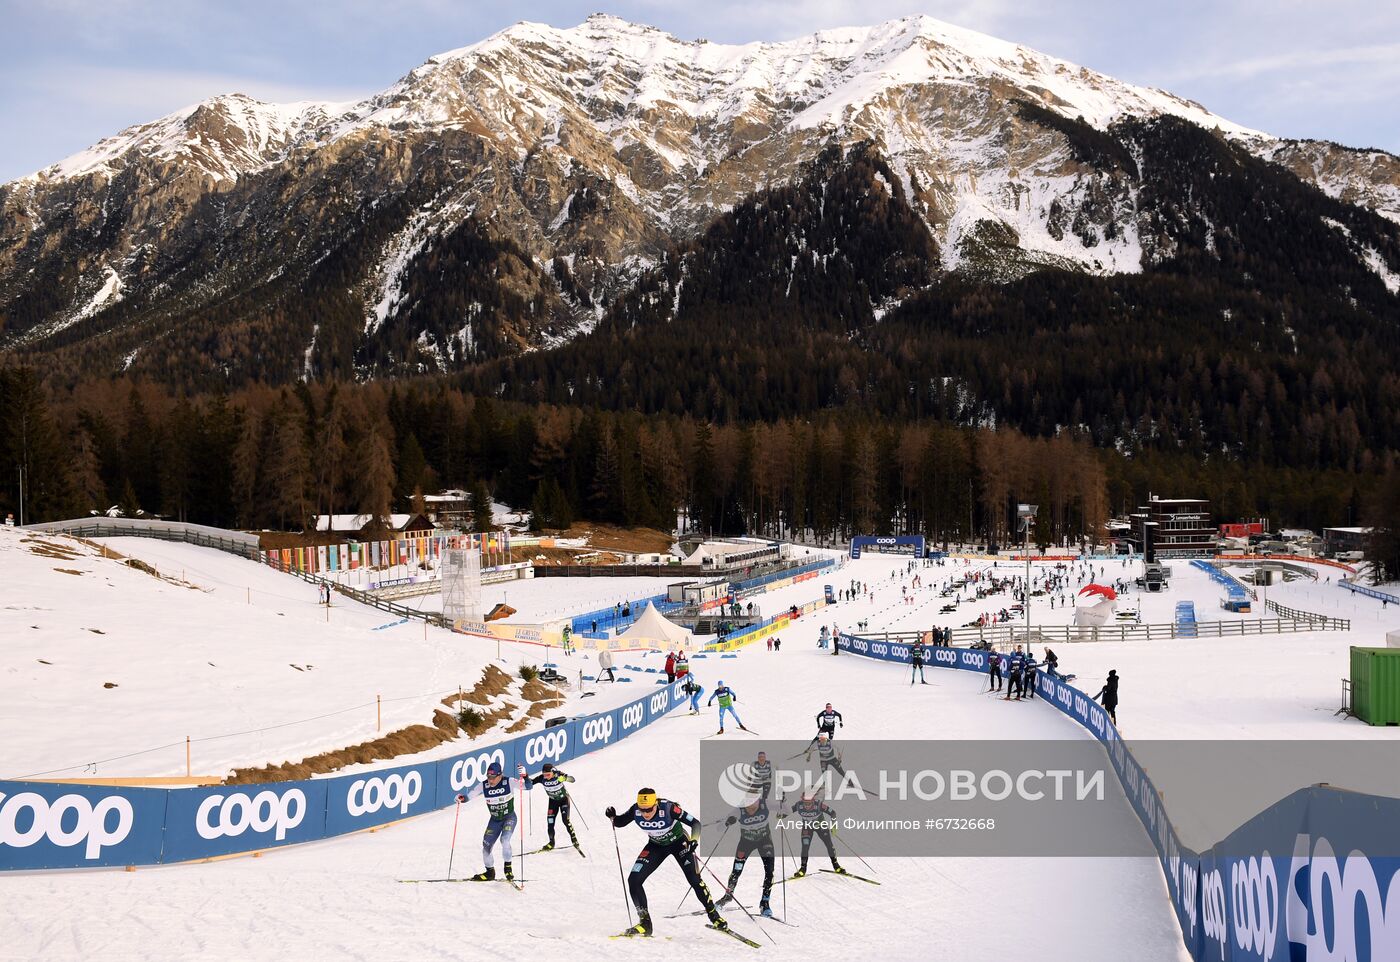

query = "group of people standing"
[982,646,1119,721]
[986,645,1041,700]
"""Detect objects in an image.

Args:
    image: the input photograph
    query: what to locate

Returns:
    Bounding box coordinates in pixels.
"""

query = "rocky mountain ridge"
[1,14,1397,386]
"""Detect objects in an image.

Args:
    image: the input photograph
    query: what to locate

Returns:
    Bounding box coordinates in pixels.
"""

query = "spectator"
[1094,670,1119,724]
[665,651,676,683]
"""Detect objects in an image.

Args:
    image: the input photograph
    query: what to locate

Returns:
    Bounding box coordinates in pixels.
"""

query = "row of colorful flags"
[262,531,511,575]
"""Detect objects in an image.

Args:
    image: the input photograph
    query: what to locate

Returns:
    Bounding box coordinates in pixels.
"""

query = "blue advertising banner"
[162,779,331,863]
[849,535,926,559]
[325,760,440,837]
[2,673,677,872]
[0,781,168,870]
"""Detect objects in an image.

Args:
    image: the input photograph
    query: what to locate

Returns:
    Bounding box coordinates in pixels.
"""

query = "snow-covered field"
[0,532,638,781]
[5,531,1399,961]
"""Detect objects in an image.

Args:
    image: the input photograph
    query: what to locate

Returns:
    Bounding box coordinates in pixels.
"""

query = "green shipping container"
[1350,647,1400,725]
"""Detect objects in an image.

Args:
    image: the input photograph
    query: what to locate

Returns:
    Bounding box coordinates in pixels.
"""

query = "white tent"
[683,543,724,566]
[617,603,696,651]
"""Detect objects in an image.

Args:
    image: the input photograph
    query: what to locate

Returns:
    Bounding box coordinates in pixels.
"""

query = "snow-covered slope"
[0,530,634,780]
[34,94,356,183]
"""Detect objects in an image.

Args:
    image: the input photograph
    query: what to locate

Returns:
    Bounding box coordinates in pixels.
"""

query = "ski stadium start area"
[4,530,1398,960]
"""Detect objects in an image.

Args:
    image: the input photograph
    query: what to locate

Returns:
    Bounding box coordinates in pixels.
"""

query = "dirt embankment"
[558,523,676,555]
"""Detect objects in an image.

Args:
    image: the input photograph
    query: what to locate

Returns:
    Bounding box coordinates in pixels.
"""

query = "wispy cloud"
[18,64,372,115]
[1168,42,1400,83]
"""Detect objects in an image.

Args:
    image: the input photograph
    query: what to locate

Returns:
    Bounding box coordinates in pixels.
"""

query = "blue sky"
[2,0,1397,182]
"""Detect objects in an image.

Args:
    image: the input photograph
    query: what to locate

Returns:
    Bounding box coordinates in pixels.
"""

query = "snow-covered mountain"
[2,14,1398,384]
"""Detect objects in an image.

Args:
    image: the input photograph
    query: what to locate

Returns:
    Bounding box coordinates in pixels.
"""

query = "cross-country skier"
[805,732,847,782]
[708,681,749,734]
[607,789,726,936]
[910,640,928,685]
[807,703,843,749]
[721,797,776,916]
[790,790,844,877]
[751,751,773,799]
[1022,650,1038,700]
[988,650,1003,692]
[526,762,578,851]
[467,762,516,881]
[683,672,704,714]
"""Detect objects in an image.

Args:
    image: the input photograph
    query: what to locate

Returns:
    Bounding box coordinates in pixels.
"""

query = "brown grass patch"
[520,678,562,702]
[227,710,463,784]
[54,568,84,576]
[124,558,158,576]
[558,523,675,555]
[453,663,514,706]
[227,664,538,783]
[24,538,83,561]
[526,699,565,719]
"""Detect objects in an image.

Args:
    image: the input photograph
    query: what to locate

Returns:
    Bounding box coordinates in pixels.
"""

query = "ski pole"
[832,830,878,877]
[446,793,464,880]
[611,822,634,928]
[516,770,526,884]
[674,823,731,912]
[570,791,590,831]
[700,860,776,945]
[779,799,789,923]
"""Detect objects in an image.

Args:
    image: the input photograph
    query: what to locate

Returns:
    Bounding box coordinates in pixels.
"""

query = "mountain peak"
[4,12,1398,386]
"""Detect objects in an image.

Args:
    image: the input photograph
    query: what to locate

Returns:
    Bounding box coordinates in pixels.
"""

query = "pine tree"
[267,411,312,530]
[0,367,77,523]
[691,422,716,535]
[547,477,574,529]
[118,478,141,518]
[356,426,396,531]
[1364,470,1400,584]
[397,433,428,502]
[68,422,107,513]
[471,479,494,533]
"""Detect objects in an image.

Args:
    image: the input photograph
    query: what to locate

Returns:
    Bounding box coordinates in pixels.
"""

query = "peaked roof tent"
[616,602,696,650]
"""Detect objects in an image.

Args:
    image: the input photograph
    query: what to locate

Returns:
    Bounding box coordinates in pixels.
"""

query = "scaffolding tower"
[441,547,483,623]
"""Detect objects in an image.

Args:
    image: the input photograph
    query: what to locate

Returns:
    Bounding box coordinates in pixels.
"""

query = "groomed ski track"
[1,545,1190,961]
